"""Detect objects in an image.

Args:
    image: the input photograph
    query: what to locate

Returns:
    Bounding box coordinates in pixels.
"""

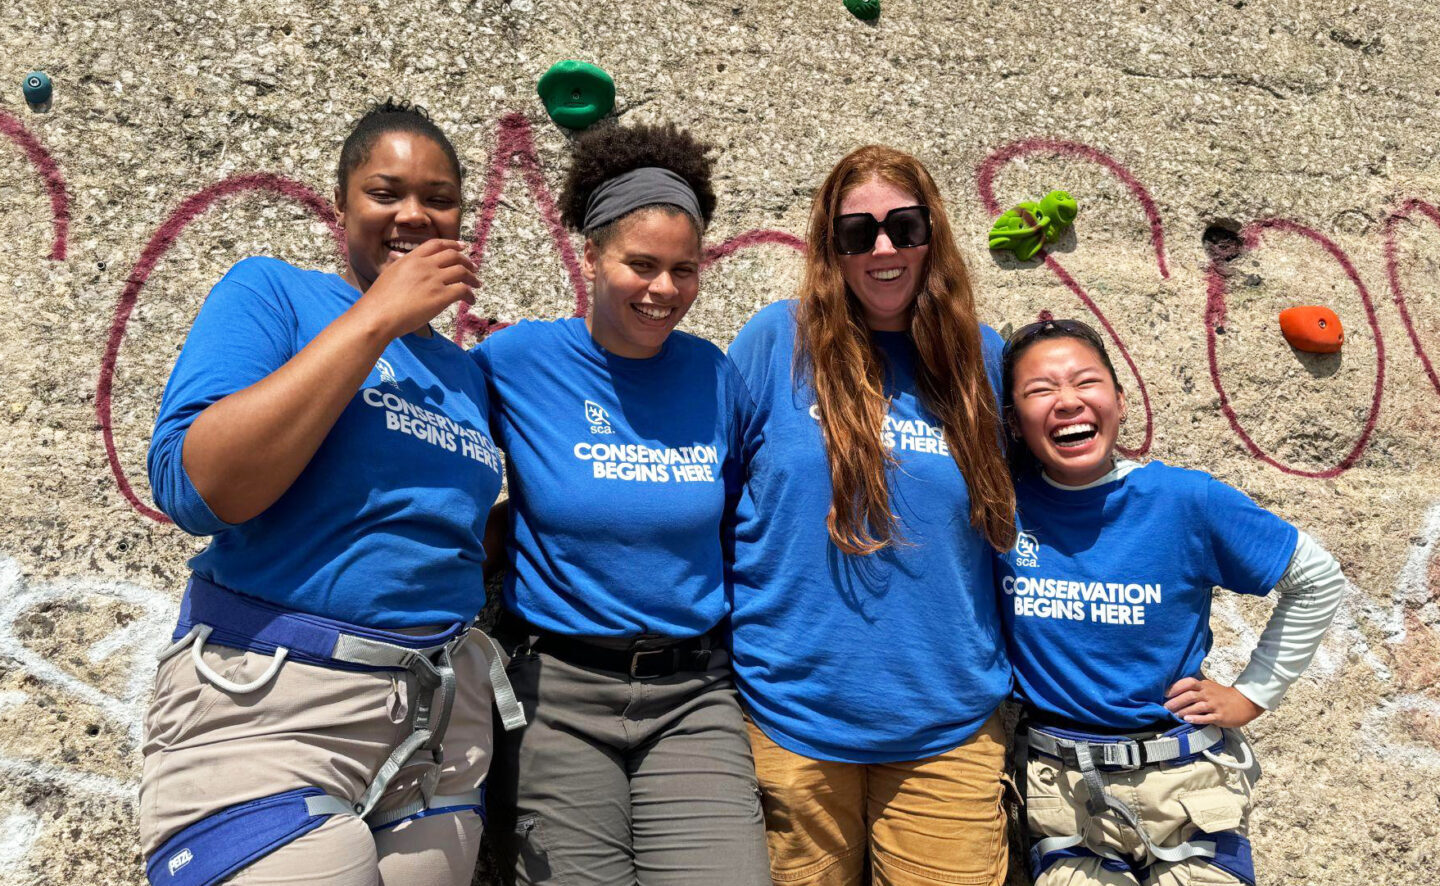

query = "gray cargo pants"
[485,634,770,886]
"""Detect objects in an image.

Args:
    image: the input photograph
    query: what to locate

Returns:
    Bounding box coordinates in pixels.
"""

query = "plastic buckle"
[629,648,672,679]
[1102,740,1143,770]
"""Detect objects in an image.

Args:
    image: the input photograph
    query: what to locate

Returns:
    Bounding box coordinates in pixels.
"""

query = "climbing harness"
[1022,721,1258,886]
[146,575,526,885]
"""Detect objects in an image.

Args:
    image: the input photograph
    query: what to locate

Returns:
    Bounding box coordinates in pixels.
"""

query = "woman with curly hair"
[726,146,1017,885]
[472,123,770,885]
[140,101,517,885]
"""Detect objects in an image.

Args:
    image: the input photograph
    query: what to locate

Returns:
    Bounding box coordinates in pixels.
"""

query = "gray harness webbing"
[1027,724,1233,867]
[165,623,527,827]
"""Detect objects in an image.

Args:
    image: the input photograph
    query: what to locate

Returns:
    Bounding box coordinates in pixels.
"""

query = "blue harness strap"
[173,575,465,672]
[1030,844,1134,881]
[1031,832,1254,886]
[1196,830,1256,886]
[146,788,350,886]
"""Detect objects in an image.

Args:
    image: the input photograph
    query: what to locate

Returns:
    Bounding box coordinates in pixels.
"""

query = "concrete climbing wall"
[2,1,1438,883]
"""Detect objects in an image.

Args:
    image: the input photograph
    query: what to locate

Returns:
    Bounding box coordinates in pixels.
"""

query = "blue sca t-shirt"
[727,299,1010,763]
[148,256,504,628]
[471,318,744,638]
[996,462,1298,730]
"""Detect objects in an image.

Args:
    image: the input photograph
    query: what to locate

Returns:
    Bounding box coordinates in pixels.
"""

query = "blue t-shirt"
[996,462,1298,730]
[471,318,744,638]
[148,257,504,628]
[727,299,1010,763]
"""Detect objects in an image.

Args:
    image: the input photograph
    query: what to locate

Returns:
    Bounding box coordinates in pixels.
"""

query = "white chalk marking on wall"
[1359,694,1440,768]
[0,556,176,748]
[0,691,27,711]
[0,806,42,872]
[0,755,136,802]
[1206,503,1440,765]
[1206,595,1260,684]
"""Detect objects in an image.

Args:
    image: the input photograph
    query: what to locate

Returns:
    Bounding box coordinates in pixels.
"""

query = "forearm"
[1232,530,1346,710]
[182,305,395,523]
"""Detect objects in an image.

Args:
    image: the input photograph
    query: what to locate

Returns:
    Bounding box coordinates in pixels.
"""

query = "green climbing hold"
[844,0,881,21]
[22,71,52,106]
[987,190,1079,261]
[537,60,615,130]
[1039,189,1078,229]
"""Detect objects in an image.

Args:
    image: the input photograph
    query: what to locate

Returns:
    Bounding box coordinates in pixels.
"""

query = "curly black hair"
[559,123,717,243]
[337,99,463,194]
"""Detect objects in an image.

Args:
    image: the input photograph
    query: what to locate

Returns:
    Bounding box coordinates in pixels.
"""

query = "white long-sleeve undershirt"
[1041,459,1345,711]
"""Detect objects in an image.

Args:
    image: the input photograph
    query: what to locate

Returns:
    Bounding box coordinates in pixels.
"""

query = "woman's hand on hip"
[1163,677,1265,728]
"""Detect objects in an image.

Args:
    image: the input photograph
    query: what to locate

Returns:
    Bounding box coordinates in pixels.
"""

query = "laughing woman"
[473,123,770,886]
[726,145,1017,885]
[139,102,520,886]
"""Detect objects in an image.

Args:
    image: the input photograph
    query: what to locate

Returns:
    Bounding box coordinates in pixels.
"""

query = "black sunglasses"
[1005,317,1105,352]
[832,205,932,255]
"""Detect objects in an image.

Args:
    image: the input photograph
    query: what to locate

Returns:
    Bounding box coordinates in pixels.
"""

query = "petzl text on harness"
[148,576,527,882]
[146,788,348,886]
[1025,722,1256,882]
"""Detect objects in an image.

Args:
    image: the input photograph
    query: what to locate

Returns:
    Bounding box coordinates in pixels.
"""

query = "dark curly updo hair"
[338,99,463,194]
[559,123,717,245]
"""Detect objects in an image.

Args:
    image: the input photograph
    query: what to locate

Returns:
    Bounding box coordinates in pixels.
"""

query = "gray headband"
[583,166,703,233]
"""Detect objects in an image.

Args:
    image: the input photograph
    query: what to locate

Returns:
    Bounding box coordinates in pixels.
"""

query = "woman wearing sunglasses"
[726,145,1017,885]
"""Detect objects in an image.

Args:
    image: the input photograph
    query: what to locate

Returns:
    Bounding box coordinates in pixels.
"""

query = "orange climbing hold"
[1279,306,1344,353]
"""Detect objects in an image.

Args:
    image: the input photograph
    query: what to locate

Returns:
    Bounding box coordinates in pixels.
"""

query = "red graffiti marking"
[97,174,342,522]
[1204,219,1386,479]
[454,112,586,345]
[977,139,1165,456]
[1383,200,1440,400]
[453,112,805,347]
[702,229,806,267]
[0,110,69,260]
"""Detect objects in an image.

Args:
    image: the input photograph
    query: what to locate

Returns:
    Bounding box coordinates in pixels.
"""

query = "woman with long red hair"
[726,145,1016,884]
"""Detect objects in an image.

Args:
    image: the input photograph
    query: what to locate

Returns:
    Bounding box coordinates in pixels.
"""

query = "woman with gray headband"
[470,123,770,885]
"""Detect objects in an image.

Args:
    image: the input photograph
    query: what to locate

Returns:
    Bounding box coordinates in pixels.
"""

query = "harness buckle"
[1100,740,1143,770]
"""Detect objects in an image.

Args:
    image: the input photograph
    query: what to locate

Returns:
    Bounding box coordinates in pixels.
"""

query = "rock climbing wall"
[1,1,1437,883]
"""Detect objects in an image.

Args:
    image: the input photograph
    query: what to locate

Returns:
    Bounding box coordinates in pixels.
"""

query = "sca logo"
[374,358,399,388]
[585,400,614,435]
[1014,530,1040,568]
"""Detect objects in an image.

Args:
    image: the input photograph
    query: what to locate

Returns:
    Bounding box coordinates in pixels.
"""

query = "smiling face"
[1010,337,1127,486]
[582,208,701,359]
[334,131,463,292]
[837,177,930,331]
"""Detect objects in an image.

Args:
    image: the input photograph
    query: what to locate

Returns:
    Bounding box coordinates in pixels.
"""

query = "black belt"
[498,610,716,679]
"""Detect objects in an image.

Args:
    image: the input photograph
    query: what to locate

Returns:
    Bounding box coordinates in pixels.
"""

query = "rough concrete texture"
[1,0,1438,883]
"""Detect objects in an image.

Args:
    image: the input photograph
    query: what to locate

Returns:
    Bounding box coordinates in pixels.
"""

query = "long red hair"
[795,145,1016,554]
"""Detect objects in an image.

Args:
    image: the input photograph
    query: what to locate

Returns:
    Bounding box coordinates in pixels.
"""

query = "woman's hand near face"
[1163,676,1266,728]
[183,241,476,526]
[349,239,478,340]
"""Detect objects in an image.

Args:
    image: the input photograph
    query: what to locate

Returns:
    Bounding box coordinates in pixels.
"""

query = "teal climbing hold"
[844,0,881,20]
[22,71,52,106]
[987,190,1079,261]
[537,61,615,130]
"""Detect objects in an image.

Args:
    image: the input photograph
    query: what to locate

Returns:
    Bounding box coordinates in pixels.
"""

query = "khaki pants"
[1024,735,1255,886]
[747,712,1008,886]
[138,631,495,886]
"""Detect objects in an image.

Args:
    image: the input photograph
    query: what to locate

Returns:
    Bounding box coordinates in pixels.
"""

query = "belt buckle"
[629,648,669,679]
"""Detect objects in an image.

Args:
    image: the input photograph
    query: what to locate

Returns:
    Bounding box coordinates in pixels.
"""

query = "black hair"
[1000,316,1124,477]
[337,99,463,196]
[558,122,717,246]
